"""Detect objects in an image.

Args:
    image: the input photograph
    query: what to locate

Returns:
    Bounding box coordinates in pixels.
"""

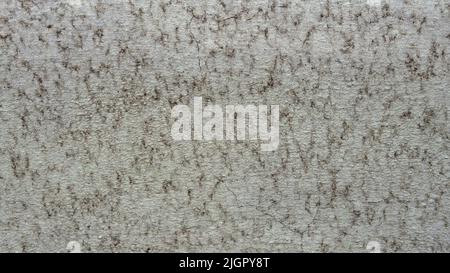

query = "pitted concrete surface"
[0,0,449,252]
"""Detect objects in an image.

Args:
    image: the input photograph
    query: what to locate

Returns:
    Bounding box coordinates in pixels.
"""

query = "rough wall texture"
[0,0,449,253]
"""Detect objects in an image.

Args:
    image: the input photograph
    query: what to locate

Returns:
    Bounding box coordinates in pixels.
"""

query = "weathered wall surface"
[0,0,449,252]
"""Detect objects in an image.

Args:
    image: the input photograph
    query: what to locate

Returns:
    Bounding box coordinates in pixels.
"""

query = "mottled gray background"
[0,0,449,253]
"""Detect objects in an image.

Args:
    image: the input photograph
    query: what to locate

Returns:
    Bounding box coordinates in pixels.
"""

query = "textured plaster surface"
[0,0,449,252]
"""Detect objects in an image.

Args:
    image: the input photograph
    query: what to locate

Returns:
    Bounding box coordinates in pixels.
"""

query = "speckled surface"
[0,0,449,253]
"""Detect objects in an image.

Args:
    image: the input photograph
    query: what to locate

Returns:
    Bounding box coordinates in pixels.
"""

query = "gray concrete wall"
[0,0,449,252]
